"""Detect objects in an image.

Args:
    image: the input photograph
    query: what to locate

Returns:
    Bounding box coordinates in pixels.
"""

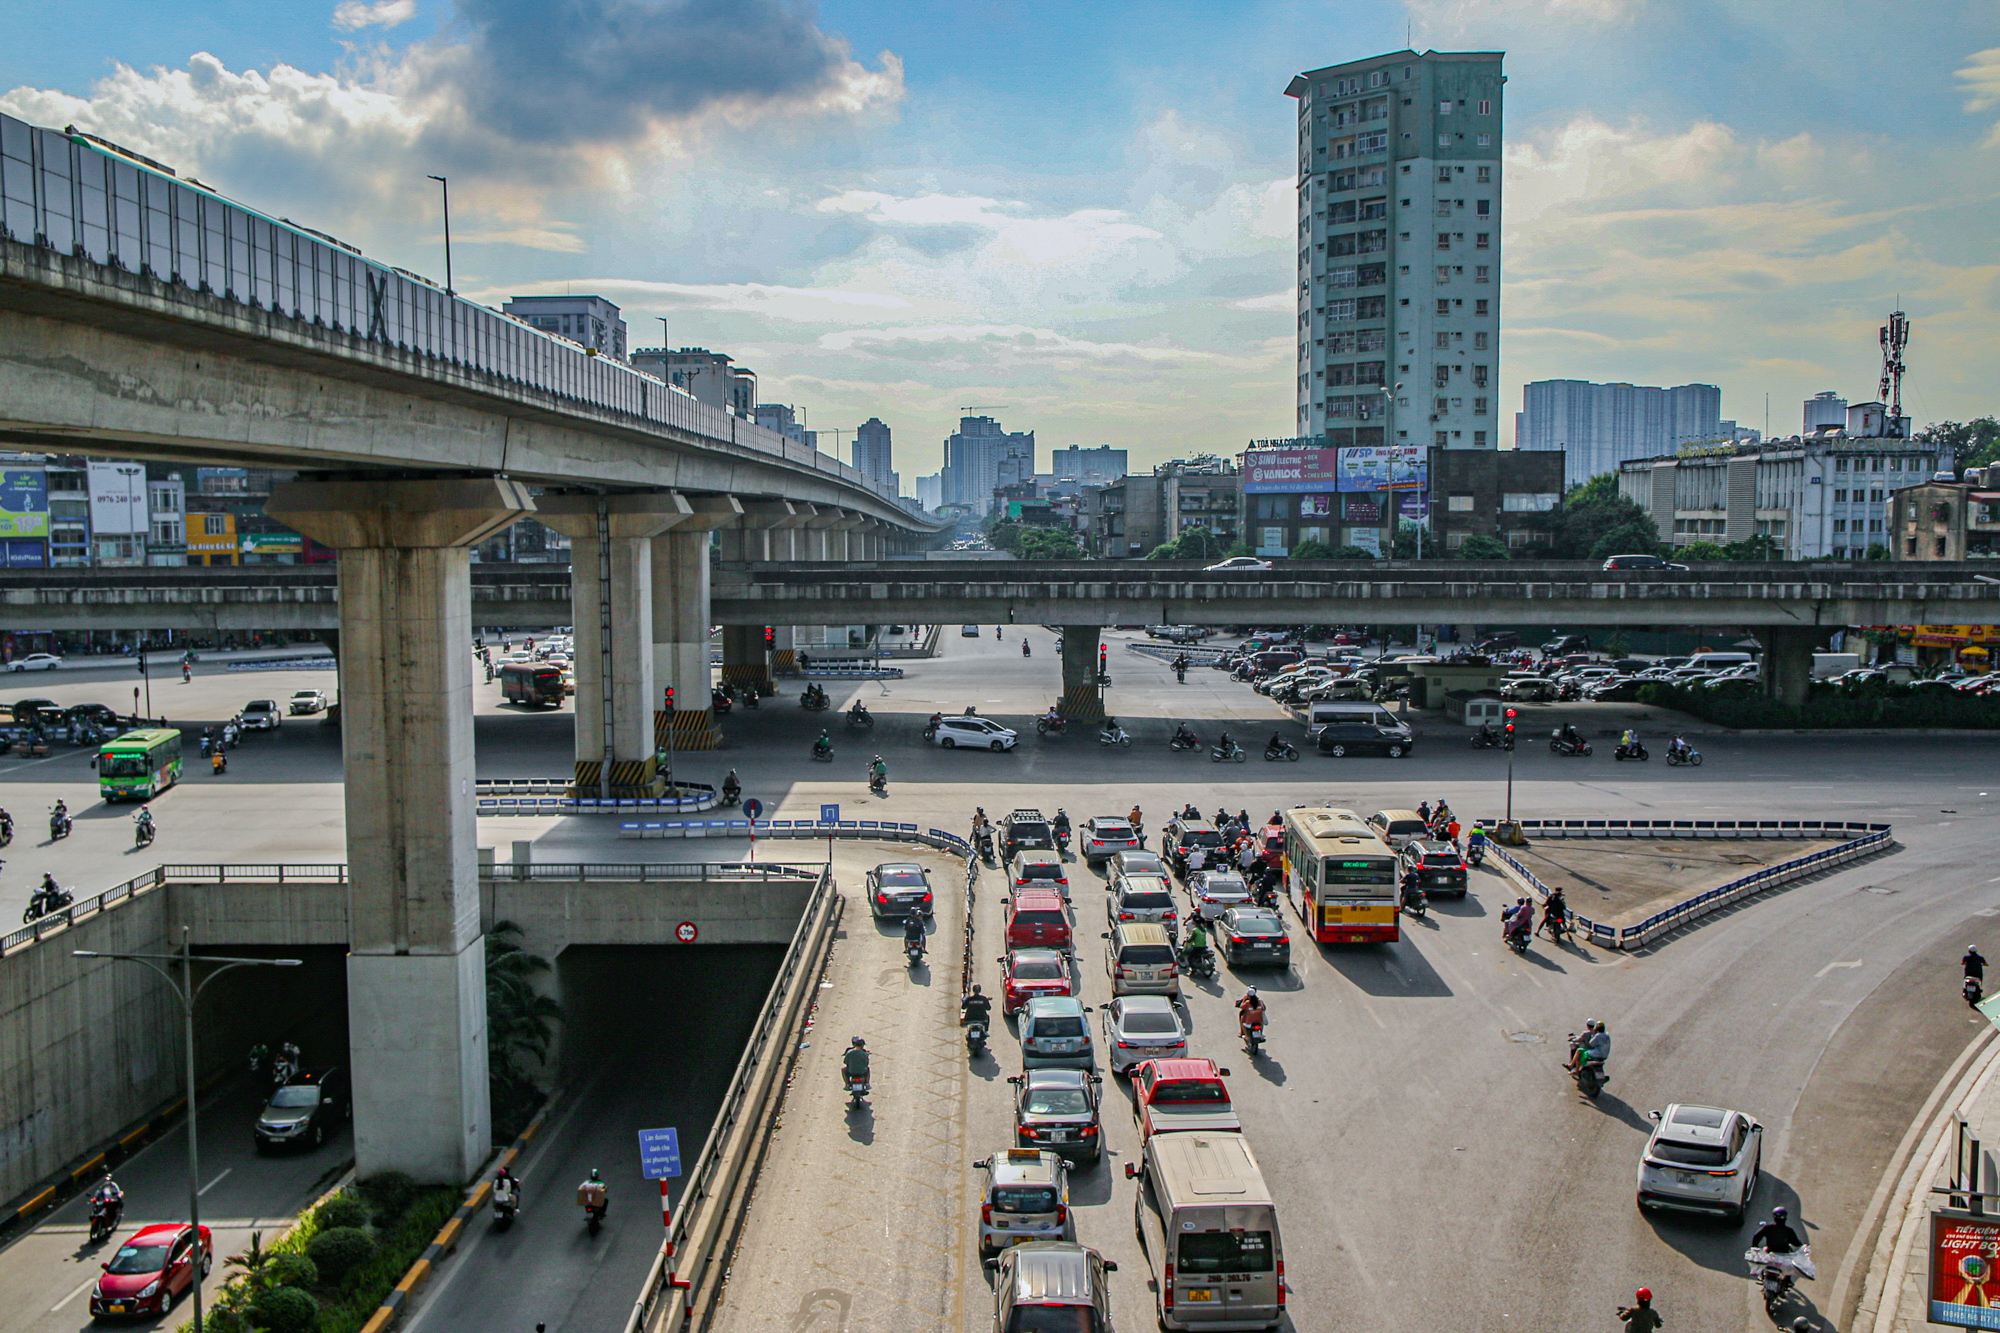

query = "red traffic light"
[763,626,775,646]
[663,686,675,709]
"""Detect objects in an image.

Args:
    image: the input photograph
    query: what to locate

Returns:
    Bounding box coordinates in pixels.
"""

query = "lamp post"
[427,174,455,362]
[74,934,300,1333]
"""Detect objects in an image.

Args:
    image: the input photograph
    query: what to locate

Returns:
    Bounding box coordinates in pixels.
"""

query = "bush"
[262,1253,319,1291]
[306,1227,377,1283]
[358,1171,417,1221]
[250,1287,318,1333]
[1636,681,2000,730]
[315,1194,369,1232]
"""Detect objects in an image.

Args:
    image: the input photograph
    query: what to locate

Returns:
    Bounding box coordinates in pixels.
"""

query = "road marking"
[51,1276,96,1312]
[198,1168,231,1195]
[1815,959,1863,978]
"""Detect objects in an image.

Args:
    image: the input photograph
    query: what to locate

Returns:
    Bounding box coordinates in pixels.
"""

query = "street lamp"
[74,933,300,1333]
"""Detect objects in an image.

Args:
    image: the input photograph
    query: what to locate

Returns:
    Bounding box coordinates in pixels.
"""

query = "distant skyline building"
[1289,48,1506,455]
[854,417,895,494]
[629,347,756,417]
[1516,378,1723,486]
[501,295,628,362]
[1048,446,1128,487]
[916,473,943,511]
[1804,391,1848,433]
[755,402,817,452]
[941,415,1035,515]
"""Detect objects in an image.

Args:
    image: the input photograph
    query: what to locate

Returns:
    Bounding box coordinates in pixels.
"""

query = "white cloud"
[331,0,416,31]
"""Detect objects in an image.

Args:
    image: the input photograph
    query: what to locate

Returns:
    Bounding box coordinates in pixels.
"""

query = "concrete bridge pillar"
[535,493,689,795]
[721,625,771,692]
[1759,625,1826,708]
[735,500,808,563]
[265,476,533,1184]
[802,507,843,562]
[1058,626,1106,722]
[650,496,741,753]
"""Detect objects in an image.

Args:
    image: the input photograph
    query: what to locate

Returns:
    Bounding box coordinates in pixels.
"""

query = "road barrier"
[1126,642,1229,665]
[476,779,719,816]
[618,818,973,852]
[484,861,820,882]
[1482,818,1894,950]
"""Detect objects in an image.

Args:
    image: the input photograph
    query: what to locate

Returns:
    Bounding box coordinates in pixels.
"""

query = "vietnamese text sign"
[1336,445,1429,493]
[1243,447,1339,494]
[1341,494,1382,524]
[88,461,147,535]
[0,469,49,539]
[1932,1211,2000,1326]
[638,1126,682,1179]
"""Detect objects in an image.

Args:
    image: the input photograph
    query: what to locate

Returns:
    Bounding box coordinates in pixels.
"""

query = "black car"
[1585,678,1646,702]
[1216,906,1291,967]
[1009,1068,1103,1164]
[1315,721,1414,759]
[1399,840,1468,897]
[999,809,1054,861]
[63,702,123,729]
[866,862,934,918]
[1160,819,1225,878]
[253,1068,349,1152]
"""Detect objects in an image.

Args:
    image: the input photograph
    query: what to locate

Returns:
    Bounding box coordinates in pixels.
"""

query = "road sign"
[638,1127,682,1179]
[821,803,840,824]
[675,921,698,943]
[743,798,763,822]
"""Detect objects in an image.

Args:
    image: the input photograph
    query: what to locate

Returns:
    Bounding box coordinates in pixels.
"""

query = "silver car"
[1636,1103,1763,1222]
[1101,995,1188,1075]
[1187,870,1253,922]
[1107,874,1179,935]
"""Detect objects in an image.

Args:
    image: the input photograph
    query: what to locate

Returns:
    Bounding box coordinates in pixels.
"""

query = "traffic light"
[1503,707,1516,738]
[763,626,775,647]
[663,685,676,711]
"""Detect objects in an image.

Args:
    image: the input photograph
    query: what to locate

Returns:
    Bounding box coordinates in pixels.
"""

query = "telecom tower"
[1878,309,1909,439]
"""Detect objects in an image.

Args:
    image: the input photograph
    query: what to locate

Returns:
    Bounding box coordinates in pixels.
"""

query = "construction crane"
[958,405,1006,415]
[1878,309,1909,438]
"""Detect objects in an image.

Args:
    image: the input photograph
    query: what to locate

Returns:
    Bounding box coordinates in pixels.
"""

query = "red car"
[92,1223,211,1319]
[1258,824,1285,870]
[999,947,1074,1016]
[1003,888,1071,951]
[1131,1057,1243,1144]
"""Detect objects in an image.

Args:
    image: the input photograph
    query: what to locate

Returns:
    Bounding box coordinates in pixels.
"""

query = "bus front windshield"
[100,752,152,778]
[1321,858,1394,895]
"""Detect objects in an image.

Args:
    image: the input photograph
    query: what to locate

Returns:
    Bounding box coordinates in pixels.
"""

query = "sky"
[3,0,1996,481]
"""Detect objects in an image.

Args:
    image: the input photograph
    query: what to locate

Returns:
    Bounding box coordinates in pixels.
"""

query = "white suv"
[931,716,1018,751]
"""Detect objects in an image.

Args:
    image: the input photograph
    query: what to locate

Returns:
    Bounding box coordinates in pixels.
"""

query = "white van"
[1126,1132,1283,1330]
[1685,651,1754,672]
[1306,700,1403,739]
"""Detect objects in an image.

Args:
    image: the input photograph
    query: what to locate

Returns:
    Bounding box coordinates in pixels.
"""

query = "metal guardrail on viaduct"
[5,560,1997,631]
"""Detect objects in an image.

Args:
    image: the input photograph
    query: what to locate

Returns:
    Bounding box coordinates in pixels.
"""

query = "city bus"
[98,729,184,802]
[1281,806,1400,944]
[500,661,568,708]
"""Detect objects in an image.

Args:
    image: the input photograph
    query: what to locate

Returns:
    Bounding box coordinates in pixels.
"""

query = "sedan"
[1020,996,1096,1069]
[91,1223,213,1318]
[253,1067,349,1151]
[961,624,982,637]
[1217,906,1291,967]
[1000,948,1074,1017]
[240,699,282,730]
[867,862,934,919]
[1010,1068,1104,1164]
[1102,995,1189,1075]
[5,653,61,672]
[931,716,1019,751]
[1203,556,1273,572]
[288,689,328,715]
[1636,1103,1763,1222]
[1079,817,1139,866]
[1187,871,1253,922]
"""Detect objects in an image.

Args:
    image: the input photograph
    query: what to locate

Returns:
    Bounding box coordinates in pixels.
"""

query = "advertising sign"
[1298,494,1333,518]
[87,462,147,535]
[1398,491,1429,519]
[1243,448,1339,494]
[1336,445,1429,493]
[1912,627,2000,647]
[1341,494,1383,523]
[0,469,48,539]
[1930,1212,2000,1327]
[240,532,304,555]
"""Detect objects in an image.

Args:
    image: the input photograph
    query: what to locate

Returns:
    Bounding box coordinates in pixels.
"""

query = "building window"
[1475,299,1489,315]
[1476,134,1491,147]
[1873,457,1885,471]
[1357,296,1385,318]
[1474,431,1490,448]
[1328,363,1356,385]
[1437,167,1452,183]
[1436,430,1449,446]
[1436,265,1452,283]
[1475,232,1490,249]
[1436,299,1450,316]
[1478,99,1491,115]
[1331,266,1358,287]
[1477,165,1492,182]
[1472,364,1489,387]
[1448,494,1475,512]
[1473,332,1488,350]
[1435,332,1450,349]
[1833,489,1846,502]
[1434,365,1450,386]
[204,514,226,535]
[1436,232,1451,250]
[1938,537,1950,557]
[1440,100,1454,114]
[1871,489,1884,503]
[1476,200,1490,217]
[1328,299,1357,320]
[1869,519,1883,533]
[1836,458,1849,472]
[1833,519,1846,533]
[1360,196,1388,219]
[1473,397,1489,414]
[1502,492,1558,512]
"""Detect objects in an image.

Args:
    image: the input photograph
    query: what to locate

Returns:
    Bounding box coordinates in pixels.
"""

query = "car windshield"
[1092,824,1133,839]
[105,1242,170,1275]
[1013,958,1066,981]
[1032,1016,1086,1038]
[1181,829,1223,848]
[1423,855,1461,868]
[1178,1231,1275,1274]
[1230,918,1285,938]
[1006,1306,1096,1333]
[1152,1081,1227,1103]
[291,692,316,700]
[1020,864,1063,880]
[992,1185,1060,1214]
[269,1086,322,1109]
[1120,1012,1182,1035]
[877,867,926,887]
[1199,877,1247,896]
[1025,1088,1092,1116]
[1121,892,1174,910]
[1120,945,1176,966]
[1649,1138,1731,1167]
[1014,910,1065,927]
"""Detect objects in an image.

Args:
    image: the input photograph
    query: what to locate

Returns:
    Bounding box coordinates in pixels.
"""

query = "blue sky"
[5,0,1995,477]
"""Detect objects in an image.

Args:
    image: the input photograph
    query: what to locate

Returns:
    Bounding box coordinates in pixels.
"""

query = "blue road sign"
[821,803,840,824]
[743,798,763,822]
[638,1126,682,1179]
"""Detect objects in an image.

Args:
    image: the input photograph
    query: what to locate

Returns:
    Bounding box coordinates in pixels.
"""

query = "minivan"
[1005,889,1072,952]
[1685,651,1755,672]
[1367,809,1429,849]
[1126,1132,1284,1331]
[1306,700,1405,739]
[1104,922,1181,997]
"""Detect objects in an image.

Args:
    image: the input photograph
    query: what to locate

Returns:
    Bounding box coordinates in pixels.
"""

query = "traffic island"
[1505,836,1851,936]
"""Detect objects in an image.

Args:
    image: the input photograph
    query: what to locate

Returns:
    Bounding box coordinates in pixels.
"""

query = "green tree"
[1865,542,1891,560]
[1676,540,1729,561]
[1455,533,1510,560]
[1146,529,1233,561]
[1723,533,1781,561]
[1014,527,1081,560]
[1289,539,1335,560]
[1565,473,1623,505]
[982,517,1023,553]
[1552,479,1660,559]
[487,920,561,1139]
[1390,526,1431,559]
[1916,417,2000,470]
[1328,544,1376,560]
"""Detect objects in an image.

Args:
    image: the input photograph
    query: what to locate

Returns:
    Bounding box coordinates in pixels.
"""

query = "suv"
[240,700,282,730]
[999,809,1054,861]
[1161,818,1225,878]
[1317,720,1415,758]
[253,1067,349,1151]
[933,715,1019,751]
[1010,852,1070,901]
[1540,633,1592,655]
[1079,817,1140,866]
[1398,840,1468,897]
[866,862,934,919]
[1004,889,1072,951]
[1107,873,1179,934]
[974,1148,1072,1258]
[986,1242,1115,1331]
[1019,996,1096,1069]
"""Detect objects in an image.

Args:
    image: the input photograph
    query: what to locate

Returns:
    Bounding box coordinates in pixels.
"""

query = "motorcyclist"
[35,872,62,913]
[212,749,227,774]
[1400,867,1423,912]
[51,798,67,826]
[1557,722,1582,749]
[1568,1019,1610,1072]
[1620,728,1640,752]
[1667,734,1692,760]
[1540,887,1569,939]
[1099,716,1123,740]
[578,1168,607,1213]
[722,770,741,802]
[901,912,925,955]
[849,699,870,721]
[1022,639,1030,657]
[842,1036,870,1086]
[1213,730,1234,757]
[1235,989,1267,1041]
[1467,823,1488,855]
[1616,1288,1662,1332]
[0,806,10,843]
[971,807,990,836]
[1966,946,1987,983]
[91,1171,123,1225]
[1752,1206,1804,1255]
[1503,897,1534,945]
[869,755,888,787]
[1181,920,1211,969]
[492,1165,519,1209]
[813,730,833,758]
[1053,809,1071,841]
[1267,731,1288,755]
[1043,705,1063,730]
[134,806,155,841]
[960,985,992,1027]
[1172,722,1196,748]
[1128,805,1143,841]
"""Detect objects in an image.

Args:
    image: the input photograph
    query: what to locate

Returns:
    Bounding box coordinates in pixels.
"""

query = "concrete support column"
[1058,625,1106,722]
[266,476,533,1184]
[739,500,809,564]
[1759,625,1825,708]
[650,496,741,753]
[721,624,770,692]
[535,493,688,795]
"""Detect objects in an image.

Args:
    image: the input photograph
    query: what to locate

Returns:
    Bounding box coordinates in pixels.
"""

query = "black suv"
[1160,818,1225,878]
[999,809,1054,861]
[253,1068,350,1152]
[1316,721,1415,759]
[1398,840,1468,897]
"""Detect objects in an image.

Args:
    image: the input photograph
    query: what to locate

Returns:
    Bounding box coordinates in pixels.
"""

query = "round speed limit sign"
[675,921,699,944]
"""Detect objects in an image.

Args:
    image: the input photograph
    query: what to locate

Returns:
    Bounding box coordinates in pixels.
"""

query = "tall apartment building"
[1517,379,1723,485]
[1288,50,1504,456]
[1048,446,1129,488]
[629,347,757,417]
[942,415,1035,515]
[500,295,629,362]
[755,403,817,451]
[854,417,896,495]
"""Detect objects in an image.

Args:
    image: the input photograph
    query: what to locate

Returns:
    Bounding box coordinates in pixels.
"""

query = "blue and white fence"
[1485,818,1893,950]
[619,818,973,856]
[476,779,720,817]
[1126,642,1229,666]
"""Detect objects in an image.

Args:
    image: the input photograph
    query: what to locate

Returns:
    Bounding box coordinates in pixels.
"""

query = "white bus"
[1281,806,1400,945]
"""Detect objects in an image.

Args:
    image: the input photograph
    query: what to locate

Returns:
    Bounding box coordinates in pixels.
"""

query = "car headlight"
[138,1281,161,1298]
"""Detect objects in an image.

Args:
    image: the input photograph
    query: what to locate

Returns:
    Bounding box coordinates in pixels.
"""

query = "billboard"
[1341,494,1383,523]
[1336,445,1429,493]
[0,468,48,539]
[1930,1211,2000,1326]
[1299,494,1333,518]
[88,461,147,535]
[1243,447,1339,494]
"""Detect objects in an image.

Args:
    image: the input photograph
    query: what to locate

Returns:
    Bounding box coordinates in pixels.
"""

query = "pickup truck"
[1130,1057,1241,1143]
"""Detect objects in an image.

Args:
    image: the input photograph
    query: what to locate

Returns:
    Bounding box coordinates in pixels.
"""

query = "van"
[1125,1132,1283,1331]
[1104,922,1180,997]
[1685,652,1754,672]
[1367,809,1429,849]
[1005,889,1072,952]
[1305,700,1404,738]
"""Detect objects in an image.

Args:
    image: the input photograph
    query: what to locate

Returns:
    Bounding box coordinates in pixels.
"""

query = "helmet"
[1245,987,1258,999]
[851,1036,866,1048]
[1772,1205,1787,1222]
[1635,1288,1652,1304]
[589,1168,601,1181]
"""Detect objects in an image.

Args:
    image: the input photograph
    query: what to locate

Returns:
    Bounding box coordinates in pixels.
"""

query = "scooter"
[965,1020,988,1058]
[847,706,874,731]
[811,742,835,763]
[1503,912,1531,955]
[1240,1018,1266,1058]
[1967,975,1984,1008]
[579,1185,607,1236]
[1402,884,1428,919]
[1666,746,1704,767]
[1613,740,1649,761]
[1181,947,1217,981]
[49,807,71,841]
[905,937,925,967]
[1098,725,1132,748]
[23,885,73,923]
[973,828,994,862]
[1470,727,1506,750]
[1054,827,1071,854]
[845,1073,870,1109]
[491,1179,519,1229]
[1210,741,1247,764]
[1565,1033,1607,1097]
[1549,730,1592,757]
[88,1194,123,1244]
[1467,841,1487,868]
[1021,641,1031,658]
[1263,741,1299,762]
[1036,715,1068,737]
[1169,730,1201,752]
[720,784,741,807]
[1747,1246,1815,1316]
[869,772,888,797]
[134,819,155,849]
[801,691,828,712]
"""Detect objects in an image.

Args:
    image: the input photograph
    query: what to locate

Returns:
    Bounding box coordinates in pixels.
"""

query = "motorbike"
[491,1179,519,1229]
[0,815,10,848]
[1747,1246,1815,1316]
[1240,1017,1266,1058]
[222,722,239,748]
[801,691,828,712]
[1211,741,1247,764]
[1251,882,1279,911]
[847,706,874,731]
[134,819,156,849]
[845,1073,870,1109]
[1054,827,1071,853]
[1402,884,1428,919]
[1469,727,1513,751]
[200,735,214,757]
[49,807,71,841]
[1541,907,1571,946]
[1182,947,1217,981]
[24,885,73,923]
[1666,746,1704,767]
[1175,666,1186,684]
[973,827,994,861]
[905,937,925,967]
[88,1194,123,1244]
[1549,730,1593,757]
[1565,1033,1607,1098]
[579,1185,607,1236]
[1614,740,1649,761]
[1169,730,1201,752]
[1503,911,1531,955]
[1967,975,1984,1007]
[869,772,888,797]
[965,1019,988,1058]
[1466,842,1487,868]
[1021,642,1031,658]
[1036,715,1068,737]
[1098,725,1132,748]
[720,784,741,807]
[812,742,834,763]
[1263,741,1299,762]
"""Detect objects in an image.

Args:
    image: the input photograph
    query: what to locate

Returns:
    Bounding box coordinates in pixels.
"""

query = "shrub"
[358,1171,417,1221]
[315,1194,369,1232]
[307,1227,377,1283]
[250,1287,318,1333]
[262,1253,319,1291]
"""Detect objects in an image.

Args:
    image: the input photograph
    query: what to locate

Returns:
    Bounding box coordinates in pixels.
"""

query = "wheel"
[1119,737,1131,747]
[1387,745,1405,758]
[1234,750,1245,763]
[940,737,955,748]
[991,741,1005,752]
[1580,744,1592,755]
[201,1252,212,1277]
[312,1123,326,1147]
[1328,744,1347,757]
[1549,741,1561,753]
[1691,752,1703,766]
[1287,749,1299,762]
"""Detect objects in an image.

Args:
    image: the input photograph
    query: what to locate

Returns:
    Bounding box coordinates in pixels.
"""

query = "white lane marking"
[51,1276,96,1312]
[1815,958,1864,978]
[198,1168,232,1196]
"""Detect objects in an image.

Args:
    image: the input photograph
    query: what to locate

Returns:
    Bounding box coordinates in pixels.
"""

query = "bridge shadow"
[1316,941,1453,998]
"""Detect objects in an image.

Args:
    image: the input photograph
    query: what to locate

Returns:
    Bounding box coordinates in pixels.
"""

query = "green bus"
[98,729,184,801]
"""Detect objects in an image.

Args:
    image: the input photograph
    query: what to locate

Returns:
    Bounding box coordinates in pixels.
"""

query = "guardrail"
[619,818,973,850]
[0,863,354,956]
[476,780,719,816]
[482,862,820,882]
[1126,642,1230,665]
[1484,819,1893,950]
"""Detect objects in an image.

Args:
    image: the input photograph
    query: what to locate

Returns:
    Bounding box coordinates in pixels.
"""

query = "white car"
[1203,556,1273,572]
[1635,1103,1763,1222]
[288,690,328,715]
[239,699,283,730]
[1187,870,1254,921]
[6,654,61,672]
[931,715,1019,751]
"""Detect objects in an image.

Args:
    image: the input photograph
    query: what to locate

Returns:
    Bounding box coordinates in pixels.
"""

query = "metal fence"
[483,862,819,883]
[476,780,719,816]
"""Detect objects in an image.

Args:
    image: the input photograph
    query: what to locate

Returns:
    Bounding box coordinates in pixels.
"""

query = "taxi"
[973,1147,1072,1259]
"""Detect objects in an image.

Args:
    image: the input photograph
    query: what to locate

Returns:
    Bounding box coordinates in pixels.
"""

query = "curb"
[354,1091,563,1333]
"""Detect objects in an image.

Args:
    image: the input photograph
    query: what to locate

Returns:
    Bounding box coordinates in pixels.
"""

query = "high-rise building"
[854,417,895,493]
[630,347,757,418]
[1048,446,1128,488]
[1288,50,1504,455]
[755,403,817,451]
[942,415,1035,515]
[1516,379,1723,486]
[501,295,629,362]
[916,474,943,511]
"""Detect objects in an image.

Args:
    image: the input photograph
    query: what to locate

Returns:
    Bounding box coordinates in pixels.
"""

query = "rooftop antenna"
[1879,305,1909,438]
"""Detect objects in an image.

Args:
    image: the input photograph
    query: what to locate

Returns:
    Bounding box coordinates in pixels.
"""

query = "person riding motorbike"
[1540,887,1569,940]
[51,798,67,826]
[722,770,741,803]
[813,730,833,759]
[577,1168,607,1221]
[1967,946,1987,984]
[1621,728,1640,751]
[1556,722,1583,750]
[1400,868,1424,913]
[1752,1205,1803,1256]
[1503,897,1534,946]
[89,1171,124,1238]
[1021,639,1031,657]
[1467,823,1488,855]
[1172,722,1197,749]
[868,755,888,788]
[1236,989,1267,1043]
[1099,716,1125,741]
[901,912,926,957]
[1567,1019,1610,1073]
[32,872,65,916]
[0,806,11,846]
[960,986,992,1028]
[1667,734,1692,761]
[1616,1288,1662,1332]
[1043,705,1063,730]
[849,699,870,721]
[134,806,155,843]
[1181,919,1212,970]
[1053,809,1071,842]
[1267,731,1289,757]
[1128,805,1144,840]
[842,1036,871,1089]
[492,1165,520,1213]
